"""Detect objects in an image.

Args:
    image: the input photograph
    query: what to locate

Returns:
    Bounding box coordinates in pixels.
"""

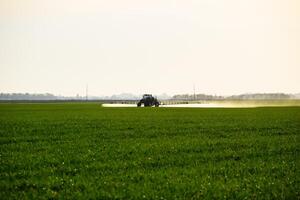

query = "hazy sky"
[0,0,299,96]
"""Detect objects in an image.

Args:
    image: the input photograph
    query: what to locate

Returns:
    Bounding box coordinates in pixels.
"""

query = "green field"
[0,103,299,199]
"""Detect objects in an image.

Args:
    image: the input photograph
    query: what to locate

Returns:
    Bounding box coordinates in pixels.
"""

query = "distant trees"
[226,93,291,100]
[172,94,224,100]
[0,93,56,100]
[0,92,297,101]
[172,93,294,100]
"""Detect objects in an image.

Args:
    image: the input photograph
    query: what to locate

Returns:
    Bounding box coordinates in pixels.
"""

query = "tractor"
[137,94,160,107]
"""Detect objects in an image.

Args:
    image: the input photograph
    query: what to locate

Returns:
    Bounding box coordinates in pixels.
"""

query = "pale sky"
[0,0,299,96]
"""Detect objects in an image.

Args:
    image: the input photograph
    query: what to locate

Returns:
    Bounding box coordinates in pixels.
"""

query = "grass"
[0,103,299,199]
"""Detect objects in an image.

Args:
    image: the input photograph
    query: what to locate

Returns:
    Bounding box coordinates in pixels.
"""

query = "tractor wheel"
[137,102,141,107]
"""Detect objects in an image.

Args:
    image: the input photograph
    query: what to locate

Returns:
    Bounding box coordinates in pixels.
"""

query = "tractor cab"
[137,94,160,107]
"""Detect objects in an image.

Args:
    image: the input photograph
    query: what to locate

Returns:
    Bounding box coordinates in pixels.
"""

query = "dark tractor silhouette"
[137,94,160,107]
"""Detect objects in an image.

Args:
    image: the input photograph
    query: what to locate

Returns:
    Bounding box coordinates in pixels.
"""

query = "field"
[0,103,299,199]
